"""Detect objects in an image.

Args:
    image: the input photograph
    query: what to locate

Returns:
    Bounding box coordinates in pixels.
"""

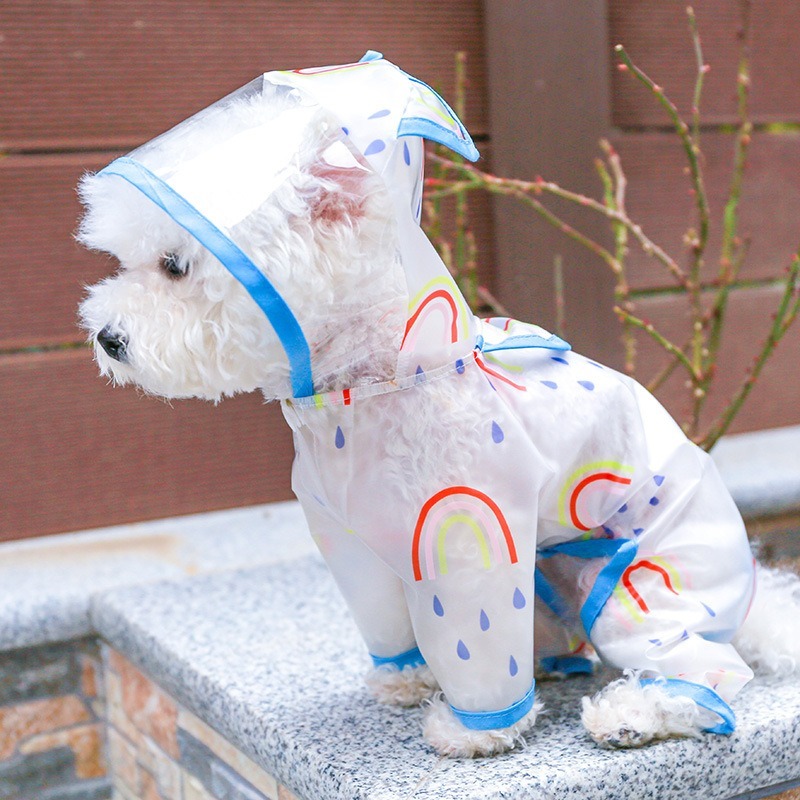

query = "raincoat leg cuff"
[450,683,536,731]
[641,678,736,734]
[369,646,426,670]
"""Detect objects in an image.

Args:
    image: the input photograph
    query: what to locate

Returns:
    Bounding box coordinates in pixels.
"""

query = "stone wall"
[0,639,109,799]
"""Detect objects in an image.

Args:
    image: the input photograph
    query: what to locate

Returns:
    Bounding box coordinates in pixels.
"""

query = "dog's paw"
[365,663,439,707]
[581,672,703,748]
[422,694,541,758]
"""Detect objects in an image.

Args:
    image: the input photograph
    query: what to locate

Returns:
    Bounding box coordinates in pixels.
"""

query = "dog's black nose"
[97,326,127,362]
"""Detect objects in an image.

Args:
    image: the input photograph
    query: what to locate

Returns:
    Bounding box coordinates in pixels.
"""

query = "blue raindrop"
[415,365,425,383]
[364,139,386,156]
[618,503,628,513]
[588,361,604,369]
[513,588,526,609]
[368,109,391,119]
[491,421,504,443]
[702,602,717,618]
[457,640,470,660]
[455,358,465,374]
[552,356,569,365]
[479,609,490,631]
[633,527,644,535]
[679,630,689,641]
[433,595,444,617]
[509,656,519,677]
[648,638,662,646]
[341,126,350,135]
[649,497,660,506]
[578,380,595,391]
[334,426,345,449]
[602,526,614,536]
[654,474,665,486]
[403,141,411,166]
[541,380,558,389]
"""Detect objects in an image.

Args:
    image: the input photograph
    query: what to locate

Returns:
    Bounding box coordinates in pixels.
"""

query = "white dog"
[78,53,800,758]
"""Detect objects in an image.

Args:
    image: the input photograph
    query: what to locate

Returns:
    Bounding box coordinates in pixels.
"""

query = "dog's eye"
[159,252,187,279]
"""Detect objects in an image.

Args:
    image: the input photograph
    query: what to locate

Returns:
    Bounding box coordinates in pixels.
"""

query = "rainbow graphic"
[612,556,683,624]
[558,462,635,531]
[411,486,517,581]
[401,277,471,351]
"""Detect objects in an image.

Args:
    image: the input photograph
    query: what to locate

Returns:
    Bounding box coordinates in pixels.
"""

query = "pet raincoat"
[93,53,756,733]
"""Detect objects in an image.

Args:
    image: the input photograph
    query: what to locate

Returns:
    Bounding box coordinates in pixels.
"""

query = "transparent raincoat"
[93,53,756,733]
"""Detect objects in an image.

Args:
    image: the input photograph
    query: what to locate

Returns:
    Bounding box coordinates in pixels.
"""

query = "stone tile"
[183,775,217,800]
[39,777,114,800]
[0,641,82,706]
[0,695,91,759]
[109,650,179,759]
[178,708,278,799]
[107,727,140,797]
[81,653,100,699]
[19,721,106,779]
[0,745,76,797]
[137,735,182,800]
[277,786,301,800]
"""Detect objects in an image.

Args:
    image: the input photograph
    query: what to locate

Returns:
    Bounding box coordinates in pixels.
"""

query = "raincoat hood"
[95,51,481,398]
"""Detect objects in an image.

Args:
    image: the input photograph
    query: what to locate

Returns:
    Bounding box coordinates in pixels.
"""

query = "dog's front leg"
[403,564,541,758]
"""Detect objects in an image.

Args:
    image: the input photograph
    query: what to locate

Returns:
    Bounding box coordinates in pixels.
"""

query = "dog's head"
[78,53,478,401]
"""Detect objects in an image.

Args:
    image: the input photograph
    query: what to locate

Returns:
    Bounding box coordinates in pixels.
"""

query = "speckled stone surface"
[712,424,800,519]
[0,501,314,651]
[92,556,800,800]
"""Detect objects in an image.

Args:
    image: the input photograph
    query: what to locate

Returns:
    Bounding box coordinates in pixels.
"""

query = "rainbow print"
[612,556,683,624]
[558,462,634,531]
[411,486,517,581]
[401,277,471,351]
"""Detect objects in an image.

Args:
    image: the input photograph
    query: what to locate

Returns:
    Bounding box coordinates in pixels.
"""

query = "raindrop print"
[633,527,644,535]
[648,638,662,646]
[654,475,665,486]
[578,381,595,391]
[491,421,504,443]
[513,587,526,609]
[541,380,558,389]
[602,526,614,537]
[649,497,660,506]
[415,365,425,383]
[457,640,470,660]
[679,630,689,641]
[368,109,390,119]
[701,602,717,618]
[403,141,411,166]
[341,126,350,135]
[455,358,465,374]
[618,503,628,513]
[588,361,604,369]
[364,139,386,156]
[551,356,569,365]
[509,655,519,677]
[433,595,444,617]
[334,426,345,449]
[479,609,490,631]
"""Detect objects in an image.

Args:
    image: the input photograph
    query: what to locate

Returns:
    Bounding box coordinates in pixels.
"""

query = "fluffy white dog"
[78,53,800,758]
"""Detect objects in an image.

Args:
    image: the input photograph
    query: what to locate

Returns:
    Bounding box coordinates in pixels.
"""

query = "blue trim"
[482,333,571,353]
[641,678,736,734]
[359,50,383,62]
[98,157,314,398]
[451,683,536,731]
[537,538,639,636]
[534,567,570,620]
[397,76,479,162]
[370,646,426,670]
[539,656,594,676]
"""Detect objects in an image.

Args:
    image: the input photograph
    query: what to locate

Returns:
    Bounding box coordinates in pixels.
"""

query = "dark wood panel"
[610,132,800,289]
[0,151,496,350]
[627,286,800,437]
[0,153,124,350]
[0,0,488,150]
[0,349,295,542]
[610,1,800,126]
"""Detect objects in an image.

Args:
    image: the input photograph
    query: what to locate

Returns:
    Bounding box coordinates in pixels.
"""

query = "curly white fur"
[422,693,541,758]
[365,664,439,707]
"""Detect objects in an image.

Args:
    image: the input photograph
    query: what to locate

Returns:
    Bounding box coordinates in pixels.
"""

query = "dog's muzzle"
[96,326,128,362]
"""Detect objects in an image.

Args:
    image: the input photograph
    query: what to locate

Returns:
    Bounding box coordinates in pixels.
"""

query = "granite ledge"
[91,556,800,800]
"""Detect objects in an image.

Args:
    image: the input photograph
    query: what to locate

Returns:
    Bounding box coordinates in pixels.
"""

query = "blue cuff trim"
[359,50,383,62]
[534,567,570,620]
[482,333,571,353]
[450,683,536,731]
[538,538,639,637]
[98,157,314,399]
[641,678,736,734]
[539,656,594,676]
[370,646,425,670]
